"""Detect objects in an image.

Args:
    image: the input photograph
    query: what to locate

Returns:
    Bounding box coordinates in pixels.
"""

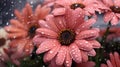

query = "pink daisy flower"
[4,3,50,65]
[33,8,101,67]
[102,0,120,25]
[52,0,108,16]
[101,52,120,67]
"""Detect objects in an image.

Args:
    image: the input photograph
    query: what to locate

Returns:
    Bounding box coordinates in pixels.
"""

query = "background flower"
[4,3,50,65]
[102,0,120,25]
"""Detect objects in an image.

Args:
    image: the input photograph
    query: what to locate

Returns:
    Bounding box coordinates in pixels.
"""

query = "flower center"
[110,6,120,13]
[28,26,37,38]
[58,29,76,46]
[70,3,85,10]
[0,38,6,47]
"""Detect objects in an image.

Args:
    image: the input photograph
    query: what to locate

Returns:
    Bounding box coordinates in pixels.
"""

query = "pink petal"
[109,53,116,67]
[36,28,58,38]
[36,39,58,54]
[103,12,114,23]
[49,58,64,67]
[88,40,101,48]
[76,61,95,67]
[39,20,51,29]
[55,46,66,65]
[87,49,96,56]
[114,52,120,67]
[81,51,88,62]
[45,15,59,32]
[84,6,95,15]
[52,8,66,16]
[116,13,120,18]
[76,29,99,40]
[75,40,93,51]
[64,8,84,29]
[64,47,72,67]
[4,26,25,33]
[75,18,96,33]
[100,64,108,67]
[54,16,66,30]
[106,60,113,67]
[114,0,120,7]
[111,15,119,25]
[33,35,47,45]
[102,0,113,6]
[10,19,25,29]
[43,45,60,62]
[69,43,82,63]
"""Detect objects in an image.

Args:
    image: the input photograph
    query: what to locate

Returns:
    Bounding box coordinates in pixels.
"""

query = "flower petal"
[109,53,116,67]
[52,8,66,16]
[76,29,99,40]
[114,0,120,7]
[36,28,58,38]
[49,58,64,67]
[33,35,47,46]
[69,43,82,63]
[43,45,60,62]
[7,32,27,39]
[103,12,114,23]
[10,19,25,29]
[75,40,93,51]
[114,52,120,67]
[36,39,58,54]
[81,51,88,62]
[111,15,119,25]
[64,47,72,67]
[56,46,66,65]
[75,18,96,33]
[100,64,108,67]
[87,49,96,56]
[106,60,113,67]
[88,40,101,48]
[102,0,113,6]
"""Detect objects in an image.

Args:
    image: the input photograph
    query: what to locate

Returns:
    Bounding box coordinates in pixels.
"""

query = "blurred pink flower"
[100,27,120,40]
[33,8,101,67]
[101,52,120,67]
[52,0,108,16]
[102,0,120,25]
[4,3,50,65]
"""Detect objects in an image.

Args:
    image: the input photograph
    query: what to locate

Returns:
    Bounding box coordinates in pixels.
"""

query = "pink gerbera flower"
[52,0,108,16]
[4,3,50,65]
[33,8,101,67]
[102,0,120,25]
[101,52,120,67]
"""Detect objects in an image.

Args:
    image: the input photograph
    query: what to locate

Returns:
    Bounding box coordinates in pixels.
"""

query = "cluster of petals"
[4,3,50,65]
[101,52,120,67]
[102,0,120,25]
[33,8,101,67]
[0,28,10,62]
[51,0,108,17]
